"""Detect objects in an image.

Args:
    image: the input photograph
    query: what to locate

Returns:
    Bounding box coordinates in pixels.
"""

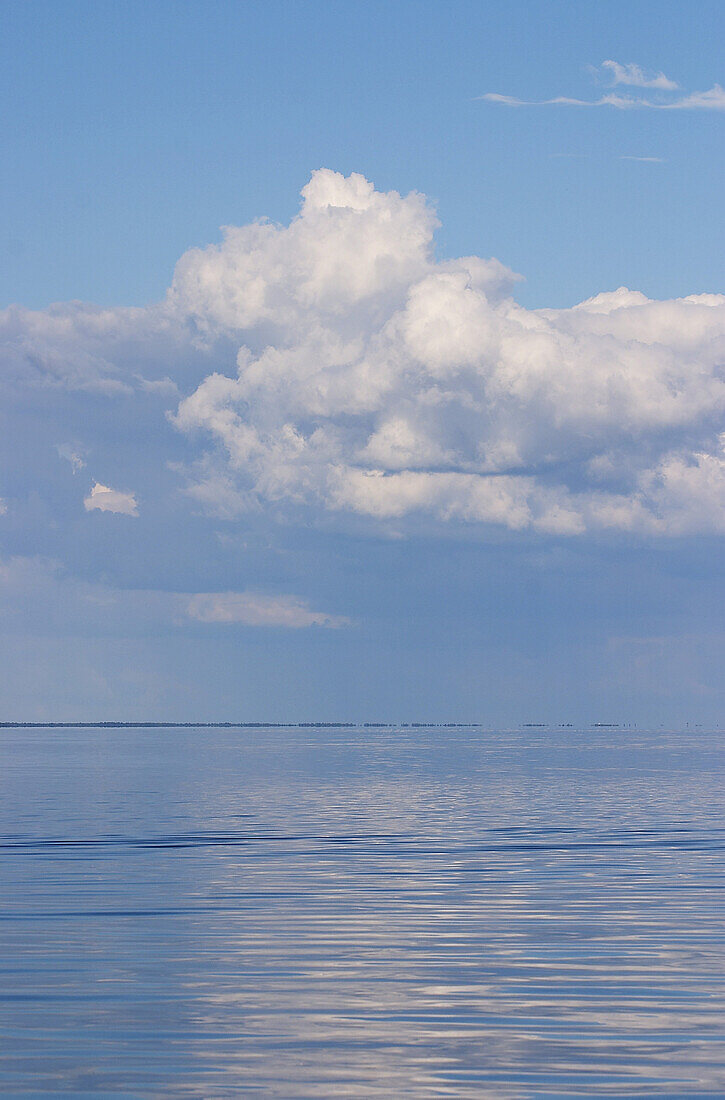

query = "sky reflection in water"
[1,725,724,1097]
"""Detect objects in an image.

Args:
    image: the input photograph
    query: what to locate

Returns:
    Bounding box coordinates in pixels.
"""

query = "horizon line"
[0,721,689,730]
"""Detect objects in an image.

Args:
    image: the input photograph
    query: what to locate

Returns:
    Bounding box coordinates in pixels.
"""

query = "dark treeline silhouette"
[0,721,481,729]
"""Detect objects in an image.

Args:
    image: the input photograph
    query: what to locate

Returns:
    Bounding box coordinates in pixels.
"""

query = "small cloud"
[186,591,349,628]
[549,93,642,108]
[620,155,665,163]
[600,60,679,91]
[136,375,180,396]
[84,481,138,516]
[57,442,86,473]
[478,92,526,106]
[0,498,6,516]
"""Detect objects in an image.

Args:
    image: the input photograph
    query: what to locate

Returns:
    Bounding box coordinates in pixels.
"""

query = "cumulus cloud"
[186,591,349,628]
[168,169,437,332]
[3,169,724,541]
[169,170,725,538]
[479,61,725,111]
[84,481,139,516]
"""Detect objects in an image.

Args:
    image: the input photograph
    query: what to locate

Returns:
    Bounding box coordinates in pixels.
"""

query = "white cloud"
[4,169,724,542]
[168,169,436,333]
[479,92,647,109]
[479,62,724,111]
[57,443,86,472]
[0,555,345,635]
[186,591,349,628]
[170,170,725,538]
[136,375,179,396]
[481,87,725,110]
[84,481,139,516]
[619,156,664,163]
[480,92,526,107]
[600,60,679,91]
[0,300,202,394]
[660,84,725,111]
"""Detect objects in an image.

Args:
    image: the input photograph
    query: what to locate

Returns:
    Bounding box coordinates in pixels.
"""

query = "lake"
[1,724,724,1097]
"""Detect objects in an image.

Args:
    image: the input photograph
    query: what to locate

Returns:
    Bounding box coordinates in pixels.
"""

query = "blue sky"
[3,0,724,310]
[1,0,723,722]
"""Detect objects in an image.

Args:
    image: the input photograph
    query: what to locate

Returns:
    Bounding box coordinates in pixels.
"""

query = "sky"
[0,0,723,723]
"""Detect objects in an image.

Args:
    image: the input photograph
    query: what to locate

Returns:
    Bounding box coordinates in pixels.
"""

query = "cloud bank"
[3,169,725,539]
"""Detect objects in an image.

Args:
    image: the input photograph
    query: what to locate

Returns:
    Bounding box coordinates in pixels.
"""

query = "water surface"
[1,725,724,1097]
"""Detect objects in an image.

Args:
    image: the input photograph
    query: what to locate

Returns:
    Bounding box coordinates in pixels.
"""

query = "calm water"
[1,725,724,1098]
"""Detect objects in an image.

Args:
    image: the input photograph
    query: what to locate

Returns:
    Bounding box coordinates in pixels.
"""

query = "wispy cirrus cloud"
[663,84,725,110]
[481,91,644,109]
[479,61,725,111]
[551,154,665,163]
[57,443,86,473]
[599,60,679,90]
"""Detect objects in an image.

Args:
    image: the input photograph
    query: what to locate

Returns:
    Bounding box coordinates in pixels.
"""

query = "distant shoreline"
[0,721,633,729]
[0,721,485,729]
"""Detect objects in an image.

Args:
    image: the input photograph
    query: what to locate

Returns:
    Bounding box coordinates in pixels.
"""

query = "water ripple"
[1,724,724,1096]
